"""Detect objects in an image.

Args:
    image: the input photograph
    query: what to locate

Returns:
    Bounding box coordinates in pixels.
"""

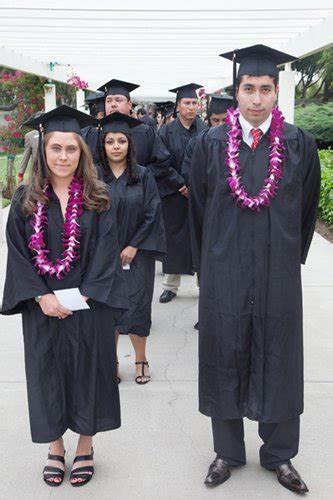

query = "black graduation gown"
[1,186,128,443]
[189,123,320,423]
[104,165,166,337]
[82,123,172,198]
[158,116,207,274]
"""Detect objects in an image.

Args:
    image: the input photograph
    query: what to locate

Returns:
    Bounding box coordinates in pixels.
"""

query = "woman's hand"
[120,246,138,266]
[179,185,189,198]
[39,293,73,319]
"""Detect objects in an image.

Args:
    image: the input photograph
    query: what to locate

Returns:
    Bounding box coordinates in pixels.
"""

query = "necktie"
[251,128,263,150]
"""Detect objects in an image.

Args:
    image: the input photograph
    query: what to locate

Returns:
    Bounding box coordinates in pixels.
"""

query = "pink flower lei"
[224,106,285,211]
[28,177,84,279]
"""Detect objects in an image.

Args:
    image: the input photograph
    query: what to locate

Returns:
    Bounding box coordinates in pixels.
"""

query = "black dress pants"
[211,416,300,470]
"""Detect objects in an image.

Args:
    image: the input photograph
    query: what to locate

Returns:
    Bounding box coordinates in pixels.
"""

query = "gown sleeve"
[128,170,166,259]
[1,187,51,315]
[181,137,196,186]
[188,131,209,275]
[300,132,321,264]
[80,205,128,311]
[158,125,186,195]
[142,126,177,198]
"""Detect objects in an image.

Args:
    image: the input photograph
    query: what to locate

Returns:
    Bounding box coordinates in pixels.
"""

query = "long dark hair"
[23,132,110,215]
[99,131,139,184]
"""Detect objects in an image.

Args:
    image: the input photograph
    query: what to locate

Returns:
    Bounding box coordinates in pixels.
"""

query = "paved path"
[1,205,332,499]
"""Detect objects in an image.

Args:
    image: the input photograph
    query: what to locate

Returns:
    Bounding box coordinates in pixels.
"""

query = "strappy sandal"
[70,448,94,487]
[116,361,121,384]
[135,361,151,385]
[43,451,65,487]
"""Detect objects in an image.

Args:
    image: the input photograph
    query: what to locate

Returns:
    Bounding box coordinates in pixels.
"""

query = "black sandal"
[70,448,94,487]
[135,361,151,385]
[43,452,65,487]
[116,361,121,384]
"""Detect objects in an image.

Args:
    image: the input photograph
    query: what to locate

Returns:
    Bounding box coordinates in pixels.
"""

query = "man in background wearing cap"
[17,111,44,183]
[83,79,172,198]
[189,45,320,494]
[158,83,207,304]
[182,93,233,186]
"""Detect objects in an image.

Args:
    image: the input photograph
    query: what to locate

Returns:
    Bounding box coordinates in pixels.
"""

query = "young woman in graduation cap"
[98,112,166,385]
[1,105,128,487]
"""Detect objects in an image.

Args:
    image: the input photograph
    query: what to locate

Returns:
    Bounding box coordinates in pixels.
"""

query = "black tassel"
[233,51,237,108]
[37,125,47,177]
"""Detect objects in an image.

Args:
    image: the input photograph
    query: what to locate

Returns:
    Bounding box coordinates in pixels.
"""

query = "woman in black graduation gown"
[98,112,166,384]
[1,106,127,487]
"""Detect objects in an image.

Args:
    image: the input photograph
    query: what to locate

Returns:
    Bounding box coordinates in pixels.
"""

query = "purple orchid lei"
[28,177,84,279]
[224,106,285,211]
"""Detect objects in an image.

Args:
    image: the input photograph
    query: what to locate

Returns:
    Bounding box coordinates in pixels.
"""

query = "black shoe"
[194,322,199,330]
[70,448,94,488]
[159,290,176,303]
[204,457,231,488]
[275,463,309,494]
[43,451,65,487]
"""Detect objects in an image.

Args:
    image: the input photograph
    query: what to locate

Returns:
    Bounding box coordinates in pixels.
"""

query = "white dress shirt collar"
[238,113,272,148]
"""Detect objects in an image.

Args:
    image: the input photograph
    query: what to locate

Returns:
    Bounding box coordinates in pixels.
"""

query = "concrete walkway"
[1,205,332,499]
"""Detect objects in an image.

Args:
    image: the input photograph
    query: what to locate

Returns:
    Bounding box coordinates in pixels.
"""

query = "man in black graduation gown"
[158,83,207,303]
[189,45,320,494]
[82,79,172,197]
[182,93,233,186]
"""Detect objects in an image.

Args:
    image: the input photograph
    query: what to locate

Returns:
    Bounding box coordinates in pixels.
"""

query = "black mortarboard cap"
[219,44,297,107]
[169,83,203,118]
[22,105,98,178]
[23,104,98,134]
[97,78,140,98]
[83,92,105,116]
[99,111,142,135]
[209,95,233,115]
[169,83,203,100]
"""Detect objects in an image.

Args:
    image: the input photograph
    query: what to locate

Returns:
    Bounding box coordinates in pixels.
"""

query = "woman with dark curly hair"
[1,106,128,488]
[98,112,166,385]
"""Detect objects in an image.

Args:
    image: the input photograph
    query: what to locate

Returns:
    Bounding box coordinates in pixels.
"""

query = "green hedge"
[295,103,333,145]
[319,149,333,228]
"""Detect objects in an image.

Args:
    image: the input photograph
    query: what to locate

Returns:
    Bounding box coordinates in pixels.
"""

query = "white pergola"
[0,0,332,120]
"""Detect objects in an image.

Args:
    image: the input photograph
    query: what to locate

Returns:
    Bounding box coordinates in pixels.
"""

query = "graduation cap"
[99,111,141,135]
[23,104,97,134]
[97,79,140,99]
[84,91,105,116]
[169,83,203,100]
[219,44,297,107]
[22,105,98,176]
[154,101,175,120]
[209,95,233,115]
[168,83,203,117]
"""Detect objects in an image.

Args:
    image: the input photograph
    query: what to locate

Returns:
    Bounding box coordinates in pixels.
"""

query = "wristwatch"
[34,295,42,303]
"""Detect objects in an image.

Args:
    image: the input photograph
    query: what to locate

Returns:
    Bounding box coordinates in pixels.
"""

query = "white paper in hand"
[122,263,131,270]
[54,288,90,311]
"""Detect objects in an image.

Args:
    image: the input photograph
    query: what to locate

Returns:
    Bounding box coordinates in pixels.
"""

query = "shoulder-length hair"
[99,131,139,185]
[22,132,110,215]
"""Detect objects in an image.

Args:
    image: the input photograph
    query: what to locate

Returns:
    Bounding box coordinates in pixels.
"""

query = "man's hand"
[39,293,73,319]
[120,246,138,266]
[179,185,189,198]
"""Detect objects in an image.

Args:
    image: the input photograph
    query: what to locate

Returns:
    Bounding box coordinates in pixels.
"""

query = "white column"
[278,64,296,124]
[76,89,86,111]
[43,83,56,111]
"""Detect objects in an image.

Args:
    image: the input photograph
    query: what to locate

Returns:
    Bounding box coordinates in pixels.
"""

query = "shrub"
[295,103,333,146]
[318,149,333,228]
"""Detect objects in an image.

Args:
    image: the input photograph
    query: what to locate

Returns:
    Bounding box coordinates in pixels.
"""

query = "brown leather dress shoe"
[276,463,309,494]
[204,457,231,487]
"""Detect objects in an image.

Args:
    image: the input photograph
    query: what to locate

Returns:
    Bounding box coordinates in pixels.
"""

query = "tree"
[0,68,76,198]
